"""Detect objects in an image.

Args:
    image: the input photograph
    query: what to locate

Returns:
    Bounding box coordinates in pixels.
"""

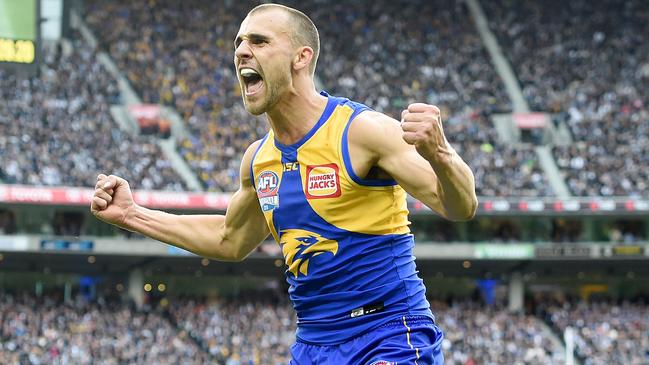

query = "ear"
[292,46,314,72]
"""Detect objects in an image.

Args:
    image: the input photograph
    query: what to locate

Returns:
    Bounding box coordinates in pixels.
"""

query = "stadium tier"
[288,1,550,197]
[2,0,646,197]
[482,0,649,197]
[542,301,649,365]
[0,292,210,365]
[3,292,646,365]
[1,0,648,364]
[84,0,266,192]
[1,291,647,365]
[0,32,185,191]
[84,0,552,196]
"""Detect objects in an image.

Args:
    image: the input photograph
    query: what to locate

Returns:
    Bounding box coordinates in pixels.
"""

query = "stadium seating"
[435,301,565,364]
[0,33,185,191]
[0,292,209,365]
[543,301,649,365]
[85,0,552,196]
[85,0,264,192]
[170,297,295,364]
[295,0,550,197]
[483,0,649,196]
[4,292,645,364]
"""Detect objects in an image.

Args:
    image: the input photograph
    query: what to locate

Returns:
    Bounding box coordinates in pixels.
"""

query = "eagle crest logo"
[279,229,338,277]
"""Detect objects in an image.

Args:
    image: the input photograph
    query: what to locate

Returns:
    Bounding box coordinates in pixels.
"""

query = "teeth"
[240,68,259,77]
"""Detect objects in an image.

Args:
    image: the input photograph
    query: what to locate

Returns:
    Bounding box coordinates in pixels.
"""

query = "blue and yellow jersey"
[250,92,432,345]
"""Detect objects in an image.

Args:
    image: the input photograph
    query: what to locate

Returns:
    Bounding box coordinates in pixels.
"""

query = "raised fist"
[90,174,136,229]
[401,103,452,164]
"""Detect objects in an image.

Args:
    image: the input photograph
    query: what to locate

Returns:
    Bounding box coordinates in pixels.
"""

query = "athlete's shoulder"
[244,137,267,164]
[336,94,371,113]
[241,136,268,185]
[349,109,403,153]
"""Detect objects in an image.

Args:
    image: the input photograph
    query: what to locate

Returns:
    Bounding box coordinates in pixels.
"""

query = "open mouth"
[240,68,264,96]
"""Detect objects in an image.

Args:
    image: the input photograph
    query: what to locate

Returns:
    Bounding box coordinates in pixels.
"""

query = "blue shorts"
[290,316,444,365]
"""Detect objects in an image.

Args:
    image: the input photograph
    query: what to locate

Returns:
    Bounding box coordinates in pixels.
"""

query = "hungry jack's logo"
[305,163,342,199]
[280,229,338,277]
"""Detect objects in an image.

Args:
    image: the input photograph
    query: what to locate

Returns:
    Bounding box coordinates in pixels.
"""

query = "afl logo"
[257,171,280,212]
[257,171,279,197]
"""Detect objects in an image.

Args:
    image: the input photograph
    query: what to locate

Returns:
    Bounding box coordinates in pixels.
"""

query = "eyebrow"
[234,33,271,48]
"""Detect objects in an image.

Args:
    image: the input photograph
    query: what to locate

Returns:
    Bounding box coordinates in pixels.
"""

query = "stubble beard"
[244,69,291,116]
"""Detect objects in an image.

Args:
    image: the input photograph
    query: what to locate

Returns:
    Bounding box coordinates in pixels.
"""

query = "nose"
[235,40,252,61]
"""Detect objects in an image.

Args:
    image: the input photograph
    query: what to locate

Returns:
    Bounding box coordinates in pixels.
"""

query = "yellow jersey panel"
[249,93,431,345]
[251,98,410,238]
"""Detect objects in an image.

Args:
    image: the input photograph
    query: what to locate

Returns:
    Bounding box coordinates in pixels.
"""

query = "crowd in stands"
[0,292,209,365]
[2,291,648,364]
[86,0,552,196]
[0,34,185,191]
[170,297,295,365]
[435,301,564,364]
[300,0,549,197]
[86,0,265,192]
[484,0,649,196]
[542,301,649,365]
[4,0,647,197]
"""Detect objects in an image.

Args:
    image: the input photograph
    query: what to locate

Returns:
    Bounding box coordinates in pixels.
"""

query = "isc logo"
[257,171,279,197]
[283,162,299,171]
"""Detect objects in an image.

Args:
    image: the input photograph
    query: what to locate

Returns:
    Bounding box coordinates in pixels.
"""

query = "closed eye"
[234,33,271,50]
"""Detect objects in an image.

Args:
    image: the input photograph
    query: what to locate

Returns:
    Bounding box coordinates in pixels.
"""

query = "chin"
[244,102,266,116]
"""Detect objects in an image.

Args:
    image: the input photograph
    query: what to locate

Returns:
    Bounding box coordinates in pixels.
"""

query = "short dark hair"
[249,3,320,75]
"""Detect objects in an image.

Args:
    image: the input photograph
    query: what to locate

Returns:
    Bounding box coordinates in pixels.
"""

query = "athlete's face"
[234,10,295,115]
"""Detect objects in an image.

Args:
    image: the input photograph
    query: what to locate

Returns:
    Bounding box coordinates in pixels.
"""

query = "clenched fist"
[401,103,453,165]
[90,174,136,229]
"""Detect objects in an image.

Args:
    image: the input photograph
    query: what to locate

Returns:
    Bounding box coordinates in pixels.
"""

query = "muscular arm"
[94,141,269,261]
[349,107,477,221]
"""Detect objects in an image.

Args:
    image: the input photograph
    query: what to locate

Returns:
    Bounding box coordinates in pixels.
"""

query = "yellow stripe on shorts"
[402,316,420,364]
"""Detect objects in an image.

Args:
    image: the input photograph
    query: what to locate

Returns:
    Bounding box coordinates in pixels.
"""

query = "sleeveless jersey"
[250,92,432,345]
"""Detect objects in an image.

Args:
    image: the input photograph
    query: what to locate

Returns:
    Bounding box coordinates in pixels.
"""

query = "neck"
[266,81,328,146]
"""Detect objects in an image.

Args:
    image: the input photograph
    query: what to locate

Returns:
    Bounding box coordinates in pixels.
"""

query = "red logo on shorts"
[368,361,395,365]
[305,163,342,199]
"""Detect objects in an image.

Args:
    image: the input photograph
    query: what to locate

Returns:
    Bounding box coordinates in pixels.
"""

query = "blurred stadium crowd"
[0,1,647,365]
[0,33,185,191]
[483,0,649,197]
[1,293,647,365]
[0,293,209,365]
[83,0,552,196]
[541,301,649,365]
[1,0,645,197]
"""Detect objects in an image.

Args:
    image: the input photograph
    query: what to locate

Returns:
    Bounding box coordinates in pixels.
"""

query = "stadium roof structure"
[1,237,647,279]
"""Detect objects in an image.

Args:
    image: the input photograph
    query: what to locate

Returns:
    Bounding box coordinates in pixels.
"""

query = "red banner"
[512,112,547,129]
[128,104,171,137]
[0,185,229,210]
[1,185,648,215]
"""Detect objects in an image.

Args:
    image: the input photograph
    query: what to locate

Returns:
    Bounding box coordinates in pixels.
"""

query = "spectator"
[0,293,210,365]
[86,0,553,196]
[483,0,649,196]
[435,300,565,365]
[0,32,185,191]
[544,301,649,365]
